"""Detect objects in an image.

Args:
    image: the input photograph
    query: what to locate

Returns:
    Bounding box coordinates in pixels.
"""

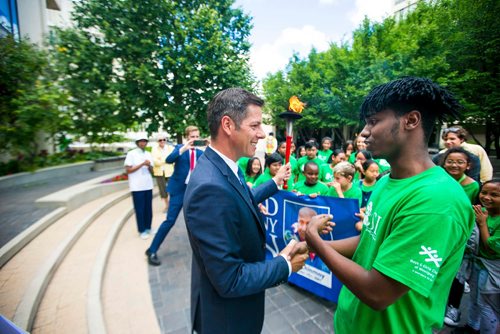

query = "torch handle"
[283,135,292,190]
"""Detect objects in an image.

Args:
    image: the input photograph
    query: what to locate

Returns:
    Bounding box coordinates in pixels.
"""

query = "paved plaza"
[1,156,499,333]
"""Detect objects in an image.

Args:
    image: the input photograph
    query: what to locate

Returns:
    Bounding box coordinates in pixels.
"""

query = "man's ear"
[404,111,421,131]
[221,115,233,135]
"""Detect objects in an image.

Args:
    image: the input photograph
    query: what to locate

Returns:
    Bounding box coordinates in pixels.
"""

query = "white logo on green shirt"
[419,246,442,268]
[363,202,382,240]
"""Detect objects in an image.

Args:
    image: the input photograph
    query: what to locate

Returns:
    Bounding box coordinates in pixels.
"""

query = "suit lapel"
[205,148,265,235]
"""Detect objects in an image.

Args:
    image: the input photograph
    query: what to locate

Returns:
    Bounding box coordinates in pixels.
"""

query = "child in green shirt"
[317,136,333,164]
[293,161,329,197]
[277,141,299,183]
[327,161,362,207]
[254,153,293,189]
[244,157,262,188]
[463,179,500,334]
[359,159,379,208]
[297,141,328,184]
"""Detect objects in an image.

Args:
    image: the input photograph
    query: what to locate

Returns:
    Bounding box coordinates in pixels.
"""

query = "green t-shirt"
[293,180,329,196]
[321,165,334,183]
[376,158,391,174]
[360,181,377,193]
[282,155,300,182]
[237,157,250,173]
[317,149,332,164]
[297,156,328,183]
[461,181,479,204]
[478,215,500,260]
[327,183,362,207]
[254,169,294,190]
[348,151,357,164]
[244,173,259,186]
[334,167,474,334]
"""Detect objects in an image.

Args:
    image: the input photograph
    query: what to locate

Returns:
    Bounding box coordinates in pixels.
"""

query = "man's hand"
[180,139,195,154]
[279,239,297,259]
[288,241,308,258]
[281,240,309,272]
[143,159,151,166]
[290,250,309,272]
[273,163,291,187]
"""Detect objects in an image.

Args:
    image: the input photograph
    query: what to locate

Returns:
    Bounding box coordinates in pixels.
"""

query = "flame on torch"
[288,96,305,113]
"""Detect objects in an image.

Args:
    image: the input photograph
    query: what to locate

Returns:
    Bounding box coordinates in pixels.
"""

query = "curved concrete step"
[100,205,163,334]
[30,195,133,333]
[0,190,129,331]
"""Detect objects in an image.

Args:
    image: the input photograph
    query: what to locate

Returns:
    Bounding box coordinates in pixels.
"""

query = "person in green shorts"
[303,77,474,333]
[293,161,329,197]
[326,161,362,207]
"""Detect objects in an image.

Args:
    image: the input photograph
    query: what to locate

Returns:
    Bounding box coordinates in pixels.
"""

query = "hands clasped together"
[280,214,335,272]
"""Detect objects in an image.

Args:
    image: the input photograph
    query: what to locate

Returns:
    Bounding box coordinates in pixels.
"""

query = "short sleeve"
[372,213,464,297]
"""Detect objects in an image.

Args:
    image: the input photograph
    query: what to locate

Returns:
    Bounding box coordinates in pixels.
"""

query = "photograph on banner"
[261,190,360,302]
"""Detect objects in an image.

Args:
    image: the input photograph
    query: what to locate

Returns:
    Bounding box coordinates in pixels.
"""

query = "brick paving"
[147,210,336,334]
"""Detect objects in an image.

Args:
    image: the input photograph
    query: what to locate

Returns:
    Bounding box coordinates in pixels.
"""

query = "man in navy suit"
[146,125,204,266]
[184,88,309,333]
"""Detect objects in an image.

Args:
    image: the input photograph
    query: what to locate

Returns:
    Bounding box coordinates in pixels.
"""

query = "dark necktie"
[237,169,253,201]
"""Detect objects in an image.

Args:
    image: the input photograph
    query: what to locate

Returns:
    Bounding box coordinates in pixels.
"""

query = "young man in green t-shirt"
[304,77,474,333]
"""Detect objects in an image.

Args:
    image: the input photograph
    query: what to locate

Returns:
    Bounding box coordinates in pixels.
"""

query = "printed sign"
[262,191,360,302]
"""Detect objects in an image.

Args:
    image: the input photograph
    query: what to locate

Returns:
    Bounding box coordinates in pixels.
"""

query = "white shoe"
[140,231,150,239]
[444,305,461,326]
[463,281,470,293]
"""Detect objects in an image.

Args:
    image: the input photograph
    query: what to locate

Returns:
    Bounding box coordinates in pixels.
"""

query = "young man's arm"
[306,215,409,311]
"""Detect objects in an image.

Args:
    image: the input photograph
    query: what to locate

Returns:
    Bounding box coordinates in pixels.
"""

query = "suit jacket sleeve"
[185,180,289,299]
[166,144,183,164]
[251,179,278,204]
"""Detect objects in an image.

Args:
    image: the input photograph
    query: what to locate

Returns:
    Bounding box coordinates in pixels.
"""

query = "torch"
[279,96,305,189]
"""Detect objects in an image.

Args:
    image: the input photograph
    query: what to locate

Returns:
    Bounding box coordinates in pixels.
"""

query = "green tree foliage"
[53,0,254,142]
[0,36,70,162]
[262,0,499,155]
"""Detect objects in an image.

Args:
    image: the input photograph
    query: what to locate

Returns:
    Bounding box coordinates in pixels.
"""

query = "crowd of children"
[238,133,498,333]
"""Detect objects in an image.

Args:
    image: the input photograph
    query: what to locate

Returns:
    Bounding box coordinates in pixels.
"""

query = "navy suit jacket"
[166,144,203,196]
[183,147,289,334]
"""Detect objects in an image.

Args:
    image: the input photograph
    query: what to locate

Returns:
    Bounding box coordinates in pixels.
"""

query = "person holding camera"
[145,125,204,266]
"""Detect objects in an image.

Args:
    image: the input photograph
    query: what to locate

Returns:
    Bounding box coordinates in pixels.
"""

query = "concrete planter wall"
[92,156,126,172]
[0,157,125,190]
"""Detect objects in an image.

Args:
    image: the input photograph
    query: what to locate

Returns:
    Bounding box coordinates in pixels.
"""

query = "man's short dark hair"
[207,88,264,139]
[360,77,462,142]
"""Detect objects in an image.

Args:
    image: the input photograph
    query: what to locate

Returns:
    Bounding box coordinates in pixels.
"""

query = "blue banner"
[261,190,360,302]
